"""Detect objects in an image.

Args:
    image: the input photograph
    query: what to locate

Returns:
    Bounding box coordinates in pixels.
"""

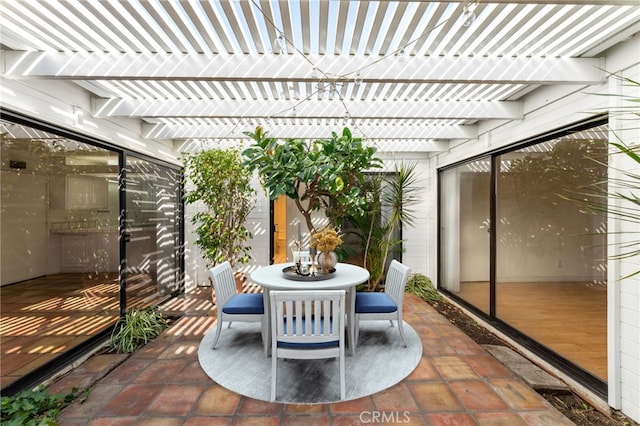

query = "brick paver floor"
[54,288,574,425]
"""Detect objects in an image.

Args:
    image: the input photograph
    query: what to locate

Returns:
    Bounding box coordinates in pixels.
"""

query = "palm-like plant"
[574,139,640,278]
[348,163,420,291]
[598,76,640,277]
[606,141,640,277]
[566,75,640,278]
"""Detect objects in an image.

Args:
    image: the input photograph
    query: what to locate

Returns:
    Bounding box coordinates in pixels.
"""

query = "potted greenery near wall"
[183,147,256,287]
[347,162,420,291]
[242,126,381,234]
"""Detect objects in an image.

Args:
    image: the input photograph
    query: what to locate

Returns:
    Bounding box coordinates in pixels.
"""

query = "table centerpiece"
[311,226,343,274]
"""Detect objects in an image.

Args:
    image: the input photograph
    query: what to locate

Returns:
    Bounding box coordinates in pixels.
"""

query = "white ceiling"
[1,0,639,153]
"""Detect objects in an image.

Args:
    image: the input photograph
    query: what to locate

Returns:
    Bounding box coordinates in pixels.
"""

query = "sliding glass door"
[0,118,121,391]
[438,120,609,387]
[0,112,183,393]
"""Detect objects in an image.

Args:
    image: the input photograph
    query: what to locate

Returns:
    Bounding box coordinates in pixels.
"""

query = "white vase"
[317,251,337,273]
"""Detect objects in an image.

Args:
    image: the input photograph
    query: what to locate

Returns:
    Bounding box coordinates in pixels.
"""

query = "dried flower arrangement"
[310,226,343,252]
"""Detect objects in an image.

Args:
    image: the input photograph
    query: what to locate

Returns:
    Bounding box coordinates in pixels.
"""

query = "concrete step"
[483,344,569,392]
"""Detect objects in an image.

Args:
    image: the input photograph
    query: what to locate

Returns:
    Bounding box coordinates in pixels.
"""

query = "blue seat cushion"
[222,293,264,314]
[355,292,397,314]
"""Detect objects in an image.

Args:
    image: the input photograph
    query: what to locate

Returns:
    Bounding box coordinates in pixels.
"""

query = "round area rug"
[198,320,422,404]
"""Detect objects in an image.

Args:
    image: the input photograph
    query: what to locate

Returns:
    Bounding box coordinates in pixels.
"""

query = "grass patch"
[108,307,169,353]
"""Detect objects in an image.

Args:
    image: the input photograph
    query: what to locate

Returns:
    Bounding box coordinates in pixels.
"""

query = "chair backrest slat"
[384,260,411,304]
[209,261,237,307]
[271,290,345,344]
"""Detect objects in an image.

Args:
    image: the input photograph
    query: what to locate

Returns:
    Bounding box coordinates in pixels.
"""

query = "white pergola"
[2,0,639,153]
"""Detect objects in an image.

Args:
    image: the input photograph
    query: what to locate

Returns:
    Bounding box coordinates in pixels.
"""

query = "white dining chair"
[354,260,411,349]
[209,261,266,349]
[270,289,346,401]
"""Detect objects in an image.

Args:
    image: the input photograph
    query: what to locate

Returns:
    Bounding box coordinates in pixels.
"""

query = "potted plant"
[183,147,256,288]
[242,126,382,234]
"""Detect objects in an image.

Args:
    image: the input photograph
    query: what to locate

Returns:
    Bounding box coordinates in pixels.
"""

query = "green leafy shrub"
[405,273,440,302]
[243,126,382,234]
[183,147,255,268]
[0,385,79,426]
[108,307,169,353]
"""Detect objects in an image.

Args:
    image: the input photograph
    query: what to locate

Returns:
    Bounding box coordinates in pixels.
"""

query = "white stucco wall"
[607,62,640,421]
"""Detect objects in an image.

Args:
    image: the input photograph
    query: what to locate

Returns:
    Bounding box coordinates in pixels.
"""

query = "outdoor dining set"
[207,258,411,401]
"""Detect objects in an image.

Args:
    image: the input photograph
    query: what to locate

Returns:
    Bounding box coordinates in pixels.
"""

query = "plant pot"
[317,251,337,274]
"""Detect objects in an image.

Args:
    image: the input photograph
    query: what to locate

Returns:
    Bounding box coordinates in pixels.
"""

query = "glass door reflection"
[124,155,182,310]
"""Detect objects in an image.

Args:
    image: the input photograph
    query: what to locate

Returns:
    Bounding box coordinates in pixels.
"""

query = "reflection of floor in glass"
[0,273,160,390]
[457,281,607,381]
[126,273,161,309]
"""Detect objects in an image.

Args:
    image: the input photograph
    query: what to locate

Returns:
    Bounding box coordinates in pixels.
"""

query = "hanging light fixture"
[462,1,478,27]
[273,31,287,54]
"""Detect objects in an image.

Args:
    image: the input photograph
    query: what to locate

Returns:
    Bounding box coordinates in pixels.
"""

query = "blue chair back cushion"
[222,293,264,314]
[276,317,339,349]
[355,292,398,314]
[277,340,339,349]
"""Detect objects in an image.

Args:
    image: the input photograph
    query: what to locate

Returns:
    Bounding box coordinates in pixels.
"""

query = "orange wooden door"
[273,195,287,263]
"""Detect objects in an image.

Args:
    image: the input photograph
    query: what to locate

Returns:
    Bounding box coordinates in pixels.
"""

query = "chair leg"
[271,355,278,401]
[227,321,233,329]
[339,353,346,400]
[397,317,408,347]
[388,320,394,327]
[260,318,268,355]
[211,319,223,349]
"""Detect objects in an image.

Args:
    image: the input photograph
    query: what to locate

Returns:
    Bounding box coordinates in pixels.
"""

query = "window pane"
[124,155,182,309]
[440,158,491,314]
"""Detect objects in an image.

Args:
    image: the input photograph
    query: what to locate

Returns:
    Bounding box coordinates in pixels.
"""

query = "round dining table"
[251,262,370,356]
